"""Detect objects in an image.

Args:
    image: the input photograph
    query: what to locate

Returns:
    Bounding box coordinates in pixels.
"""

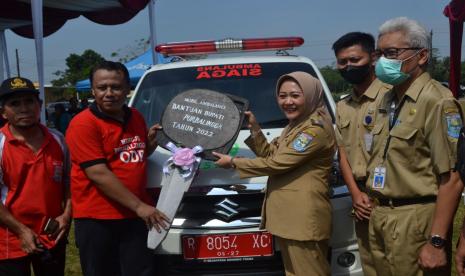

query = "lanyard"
[382,96,407,160]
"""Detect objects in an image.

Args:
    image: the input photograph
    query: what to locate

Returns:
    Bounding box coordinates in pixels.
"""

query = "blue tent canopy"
[75,50,169,92]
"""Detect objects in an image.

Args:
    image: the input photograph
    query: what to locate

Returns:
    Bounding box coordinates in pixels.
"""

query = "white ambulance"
[129,37,362,275]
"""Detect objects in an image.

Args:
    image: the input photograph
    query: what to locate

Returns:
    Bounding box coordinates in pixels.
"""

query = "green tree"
[111,38,150,63]
[460,59,465,85]
[51,49,105,87]
[319,65,350,100]
[429,48,449,82]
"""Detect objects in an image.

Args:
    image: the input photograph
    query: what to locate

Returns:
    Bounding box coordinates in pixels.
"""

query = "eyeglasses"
[375,47,422,59]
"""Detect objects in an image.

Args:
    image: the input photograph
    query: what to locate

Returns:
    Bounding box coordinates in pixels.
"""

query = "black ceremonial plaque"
[157,89,249,160]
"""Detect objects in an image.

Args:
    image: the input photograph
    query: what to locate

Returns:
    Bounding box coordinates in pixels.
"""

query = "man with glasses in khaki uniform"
[333,32,390,276]
[366,17,464,276]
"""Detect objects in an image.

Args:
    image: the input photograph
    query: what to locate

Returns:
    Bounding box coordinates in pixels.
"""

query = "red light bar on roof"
[155,37,304,56]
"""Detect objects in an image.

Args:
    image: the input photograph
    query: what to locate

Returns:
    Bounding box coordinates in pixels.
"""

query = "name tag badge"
[364,133,373,152]
[372,166,386,190]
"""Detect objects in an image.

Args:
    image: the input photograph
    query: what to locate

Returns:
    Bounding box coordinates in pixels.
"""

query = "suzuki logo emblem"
[214,198,239,221]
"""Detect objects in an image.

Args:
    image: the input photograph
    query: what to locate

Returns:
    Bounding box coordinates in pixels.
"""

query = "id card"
[372,166,386,189]
[364,133,373,152]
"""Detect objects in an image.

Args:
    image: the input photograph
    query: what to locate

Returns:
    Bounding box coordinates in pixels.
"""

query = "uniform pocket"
[388,125,418,163]
[371,123,384,135]
[412,203,435,240]
[266,189,307,229]
[390,125,418,140]
[340,120,350,129]
[338,120,351,147]
[368,123,385,154]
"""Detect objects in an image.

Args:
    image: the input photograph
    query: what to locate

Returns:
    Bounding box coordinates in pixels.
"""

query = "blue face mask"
[375,56,410,85]
[375,50,421,85]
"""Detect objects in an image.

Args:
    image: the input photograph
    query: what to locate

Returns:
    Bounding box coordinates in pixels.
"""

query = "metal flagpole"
[31,0,46,123]
[0,31,4,82]
[1,31,10,78]
[148,0,159,65]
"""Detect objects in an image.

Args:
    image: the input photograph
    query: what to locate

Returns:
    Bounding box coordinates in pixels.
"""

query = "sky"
[3,0,455,83]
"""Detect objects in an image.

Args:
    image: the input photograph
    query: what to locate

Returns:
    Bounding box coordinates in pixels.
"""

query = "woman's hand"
[212,152,234,168]
[245,111,260,135]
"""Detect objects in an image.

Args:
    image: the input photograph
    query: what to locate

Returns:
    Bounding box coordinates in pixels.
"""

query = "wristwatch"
[430,235,446,248]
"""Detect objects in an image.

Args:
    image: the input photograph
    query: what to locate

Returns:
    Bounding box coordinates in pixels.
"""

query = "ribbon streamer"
[163,142,203,178]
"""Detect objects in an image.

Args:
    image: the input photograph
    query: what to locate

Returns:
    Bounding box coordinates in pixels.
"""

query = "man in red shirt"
[0,77,72,276]
[66,61,168,276]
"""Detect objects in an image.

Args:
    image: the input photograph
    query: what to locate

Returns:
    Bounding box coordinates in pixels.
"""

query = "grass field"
[62,203,465,276]
[64,223,82,275]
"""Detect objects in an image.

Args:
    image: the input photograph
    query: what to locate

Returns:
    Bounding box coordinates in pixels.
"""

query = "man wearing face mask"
[366,17,464,275]
[333,32,390,276]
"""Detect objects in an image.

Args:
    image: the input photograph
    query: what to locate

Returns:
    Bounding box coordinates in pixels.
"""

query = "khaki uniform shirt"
[234,115,335,241]
[336,79,391,180]
[366,72,462,198]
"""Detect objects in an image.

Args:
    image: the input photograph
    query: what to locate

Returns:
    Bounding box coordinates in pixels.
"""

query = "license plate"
[182,231,273,260]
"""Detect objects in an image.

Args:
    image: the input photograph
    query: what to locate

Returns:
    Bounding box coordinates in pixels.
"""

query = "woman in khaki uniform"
[214,71,335,276]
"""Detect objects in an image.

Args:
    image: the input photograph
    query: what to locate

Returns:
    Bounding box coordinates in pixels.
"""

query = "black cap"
[0,77,39,100]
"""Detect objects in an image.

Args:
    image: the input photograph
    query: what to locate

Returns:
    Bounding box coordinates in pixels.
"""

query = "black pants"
[0,238,66,276]
[75,218,155,276]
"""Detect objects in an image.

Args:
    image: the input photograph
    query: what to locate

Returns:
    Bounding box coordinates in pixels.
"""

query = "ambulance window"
[133,62,326,128]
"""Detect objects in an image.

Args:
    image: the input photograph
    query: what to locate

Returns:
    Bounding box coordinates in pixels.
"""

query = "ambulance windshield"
[133,62,321,128]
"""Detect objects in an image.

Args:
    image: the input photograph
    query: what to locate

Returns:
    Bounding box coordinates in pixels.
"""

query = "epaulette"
[310,116,324,127]
[380,82,393,90]
[339,93,351,101]
[304,129,317,137]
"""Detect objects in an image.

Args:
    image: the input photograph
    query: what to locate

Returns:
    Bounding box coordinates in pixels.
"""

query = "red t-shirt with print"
[66,104,152,219]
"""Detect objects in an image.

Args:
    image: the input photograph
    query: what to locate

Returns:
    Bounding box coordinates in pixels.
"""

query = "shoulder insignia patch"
[446,113,462,139]
[292,132,314,152]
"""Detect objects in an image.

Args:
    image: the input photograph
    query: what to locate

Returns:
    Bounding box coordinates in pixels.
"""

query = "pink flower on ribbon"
[173,148,195,167]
